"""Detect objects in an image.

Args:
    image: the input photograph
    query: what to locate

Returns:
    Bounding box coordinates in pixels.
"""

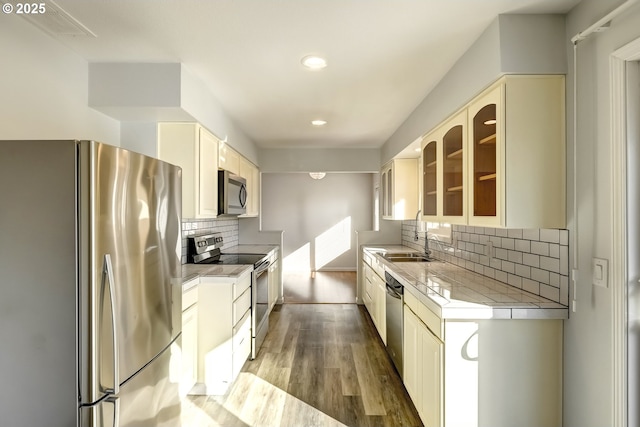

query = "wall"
[381,14,567,164]
[89,63,258,164]
[564,1,640,426]
[261,173,373,271]
[259,147,380,173]
[0,15,119,143]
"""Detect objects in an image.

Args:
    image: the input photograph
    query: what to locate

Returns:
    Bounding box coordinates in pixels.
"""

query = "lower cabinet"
[180,282,199,396]
[193,268,253,395]
[268,249,280,310]
[403,288,563,427]
[404,304,443,427]
[363,261,386,344]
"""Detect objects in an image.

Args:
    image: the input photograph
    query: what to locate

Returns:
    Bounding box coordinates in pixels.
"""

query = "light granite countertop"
[363,245,568,320]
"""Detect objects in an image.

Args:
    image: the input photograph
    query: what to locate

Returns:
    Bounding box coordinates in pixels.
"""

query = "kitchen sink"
[381,253,435,263]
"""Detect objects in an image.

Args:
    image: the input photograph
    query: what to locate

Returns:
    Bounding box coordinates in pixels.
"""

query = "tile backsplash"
[181,218,239,264]
[402,222,569,306]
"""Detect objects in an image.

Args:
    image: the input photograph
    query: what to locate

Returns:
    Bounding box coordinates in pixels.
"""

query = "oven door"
[252,260,270,359]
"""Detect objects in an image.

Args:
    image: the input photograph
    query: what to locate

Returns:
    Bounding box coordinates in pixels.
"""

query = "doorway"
[611,39,640,427]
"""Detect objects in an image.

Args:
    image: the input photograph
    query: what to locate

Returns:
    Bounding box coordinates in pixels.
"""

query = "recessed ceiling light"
[311,119,327,126]
[301,55,327,70]
[484,119,497,125]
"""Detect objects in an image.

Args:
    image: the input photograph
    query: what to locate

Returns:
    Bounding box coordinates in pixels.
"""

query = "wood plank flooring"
[183,304,422,427]
[283,271,357,304]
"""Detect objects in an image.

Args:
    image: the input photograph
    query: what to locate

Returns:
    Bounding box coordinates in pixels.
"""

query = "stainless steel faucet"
[415,209,432,258]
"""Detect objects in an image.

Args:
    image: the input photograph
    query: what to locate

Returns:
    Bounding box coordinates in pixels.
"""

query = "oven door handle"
[254,259,271,273]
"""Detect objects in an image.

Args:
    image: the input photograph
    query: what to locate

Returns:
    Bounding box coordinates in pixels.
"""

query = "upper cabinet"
[418,75,565,229]
[158,123,219,219]
[218,142,241,175]
[421,110,467,224]
[381,158,419,220]
[468,75,565,228]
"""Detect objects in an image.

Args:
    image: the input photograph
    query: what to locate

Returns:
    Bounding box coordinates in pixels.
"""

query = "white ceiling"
[34,0,579,150]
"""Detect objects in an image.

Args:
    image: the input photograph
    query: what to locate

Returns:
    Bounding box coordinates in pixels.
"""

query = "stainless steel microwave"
[218,170,247,216]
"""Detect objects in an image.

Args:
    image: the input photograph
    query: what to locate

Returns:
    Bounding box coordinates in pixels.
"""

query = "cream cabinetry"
[158,123,219,218]
[194,268,252,395]
[381,158,419,220]
[467,75,565,228]
[418,75,565,228]
[180,282,199,396]
[268,249,280,310]
[239,156,260,217]
[218,141,241,175]
[421,111,468,224]
[362,253,386,343]
[404,298,443,427]
[403,288,562,427]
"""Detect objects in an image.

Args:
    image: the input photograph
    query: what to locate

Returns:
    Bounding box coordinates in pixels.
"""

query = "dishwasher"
[385,271,404,378]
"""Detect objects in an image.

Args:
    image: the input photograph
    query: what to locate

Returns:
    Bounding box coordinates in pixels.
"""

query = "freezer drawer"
[79,336,182,427]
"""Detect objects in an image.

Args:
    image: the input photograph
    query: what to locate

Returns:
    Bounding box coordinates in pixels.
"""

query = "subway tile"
[531,241,550,256]
[491,257,502,270]
[560,246,569,275]
[540,284,560,301]
[560,229,569,246]
[549,272,560,288]
[531,267,550,284]
[522,278,540,295]
[496,228,509,237]
[484,227,496,236]
[484,267,496,278]
[474,263,484,274]
[490,236,502,247]
[522,229,540,241]
[508,273,523,288]
[515,239,531,252]
[540,256,560,273]
[508,251,523,264]
[474,243,485,254]
[507,229,523,239]
[560,276,569,306]
[495,248,509,260]
[501,238,515,250]
[540,229,560,243]
[549,243,560,259]
[502,261,515,274]
[495,270,508,284]
[515,264,531,278]
[523,253,540,268]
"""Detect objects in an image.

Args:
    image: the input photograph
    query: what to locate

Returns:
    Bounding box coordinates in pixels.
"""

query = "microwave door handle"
[240,183,247,208]
[102,254,120,395]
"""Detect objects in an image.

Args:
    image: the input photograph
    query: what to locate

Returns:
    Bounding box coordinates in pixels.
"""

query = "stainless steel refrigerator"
[0,141,183,426]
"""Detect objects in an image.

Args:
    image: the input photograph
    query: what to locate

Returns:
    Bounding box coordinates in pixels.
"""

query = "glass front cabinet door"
[467,75,565,228]
[421,110,467,224]
[468,85,502,226]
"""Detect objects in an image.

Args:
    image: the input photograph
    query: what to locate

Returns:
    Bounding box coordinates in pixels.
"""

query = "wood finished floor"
[183,304,422,427]
[283,271,357,304]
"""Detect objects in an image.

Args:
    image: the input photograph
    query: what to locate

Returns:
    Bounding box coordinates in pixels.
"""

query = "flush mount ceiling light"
[311,119,327,126]
[301,55,327,70]
[309,172,326,180]
[484,119,497,125]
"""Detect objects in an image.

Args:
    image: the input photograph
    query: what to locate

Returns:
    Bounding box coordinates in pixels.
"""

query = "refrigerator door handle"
[106,396,120,427]
[102,254,120,395]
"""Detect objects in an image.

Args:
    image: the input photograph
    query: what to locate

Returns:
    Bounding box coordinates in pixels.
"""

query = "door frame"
[610,36,640,427]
